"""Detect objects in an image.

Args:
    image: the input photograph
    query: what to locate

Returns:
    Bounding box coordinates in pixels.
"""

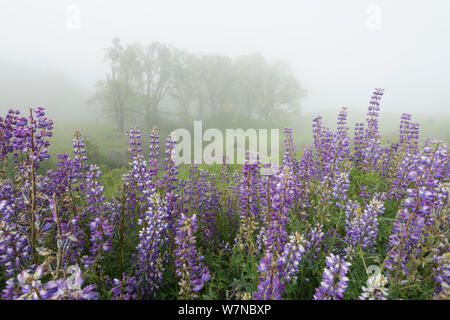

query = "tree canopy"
[91,38,306,131]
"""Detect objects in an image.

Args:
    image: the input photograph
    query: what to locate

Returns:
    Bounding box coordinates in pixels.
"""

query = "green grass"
[43,111,450,163]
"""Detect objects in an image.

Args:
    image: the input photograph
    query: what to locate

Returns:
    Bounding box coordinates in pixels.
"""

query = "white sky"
[1,0,449,113]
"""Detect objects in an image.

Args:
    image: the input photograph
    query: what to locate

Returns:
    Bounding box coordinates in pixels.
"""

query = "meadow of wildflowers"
[0,88,448,300]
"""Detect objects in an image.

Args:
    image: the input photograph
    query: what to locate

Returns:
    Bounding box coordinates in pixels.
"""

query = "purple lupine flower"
[311,107,353,211]
[174,213,210,299]
[399,113,420,154]
[160,131,179,193]
[358,88,385,171]
[365,88,384,141]
[283,127,313,215]
[126,126,143,159]
[183,163,220,247]
[376,141,399,178]
[148,126,160,179]
[331,166,351,207]
[2,266,48,300]
[359,185,370,199]
[48,153,84,263]
[0,201,31,277]
[71,130,89,194]
[254,168,295,300]
[305,224,325,263]
[135,194,168,298]
[0,109,20,162]
[353,122,365,165]
[385,141,448,277]
[295,145,315,212]
[48,197,82,270]
[220,156,240,230]
[123,127,156,222]
[45,265,98,300]
[282,128,297,170]
[255,225,268,255]
[313,120,335,179]
[399,113,411,151]
[72,130,88,167]
[82,165,113,269]
[279,232,306,283]
[240,152,262,220]
[388,150,419,199]
[312,115,324,170]
[334,107,351,164]
[111,273,138,300]
[13,107,53,167]
[313,253,351,300]
[2,264,97,300]
[344,194,385,250]
[0,108,56,267]
[196,169,220,246]
[431,246,450,300]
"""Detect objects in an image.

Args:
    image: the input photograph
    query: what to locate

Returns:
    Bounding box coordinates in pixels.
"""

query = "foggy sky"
[1,0,449,116]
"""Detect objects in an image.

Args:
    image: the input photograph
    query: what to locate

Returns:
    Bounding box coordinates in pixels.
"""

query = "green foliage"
[100,167,128,199]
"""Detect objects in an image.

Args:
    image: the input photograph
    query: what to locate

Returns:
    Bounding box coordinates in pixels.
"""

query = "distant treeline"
[90,38,306,132]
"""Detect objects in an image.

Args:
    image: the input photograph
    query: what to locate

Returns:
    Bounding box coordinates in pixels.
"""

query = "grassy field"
[37,111,449,199]
[44,111,450,163]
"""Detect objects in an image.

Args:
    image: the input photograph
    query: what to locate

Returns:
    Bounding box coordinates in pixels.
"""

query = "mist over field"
[1,1,449,120]
[0,1,449,303]
[1,1,449,167]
